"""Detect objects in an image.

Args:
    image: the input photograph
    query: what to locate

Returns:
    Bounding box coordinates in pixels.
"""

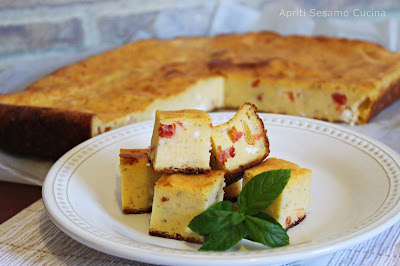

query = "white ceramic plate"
[42,113,400,265]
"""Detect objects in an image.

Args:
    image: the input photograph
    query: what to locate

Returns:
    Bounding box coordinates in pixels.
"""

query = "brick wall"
[0,0,398,69]
[0,0,214,69]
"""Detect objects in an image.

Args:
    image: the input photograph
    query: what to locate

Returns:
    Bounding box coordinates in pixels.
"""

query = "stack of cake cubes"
[119,103,311,243]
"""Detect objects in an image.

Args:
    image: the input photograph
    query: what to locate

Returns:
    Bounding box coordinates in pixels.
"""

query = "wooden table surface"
[0,181,42,224]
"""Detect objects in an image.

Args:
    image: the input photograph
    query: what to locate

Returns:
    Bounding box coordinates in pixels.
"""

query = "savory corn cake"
[211,33,400,124]
[1,32,400,157]
[149,171,225,243]
[223,178,242,202]
[119,149,163,214]
[211,103,270,185]
[148,109,212,174]
[243,158,312,229]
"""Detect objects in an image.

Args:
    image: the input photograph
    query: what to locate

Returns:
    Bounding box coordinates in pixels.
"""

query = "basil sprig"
[188,169,291,251]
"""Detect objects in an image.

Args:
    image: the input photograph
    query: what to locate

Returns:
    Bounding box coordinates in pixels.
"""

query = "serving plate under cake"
[42,113,400,265]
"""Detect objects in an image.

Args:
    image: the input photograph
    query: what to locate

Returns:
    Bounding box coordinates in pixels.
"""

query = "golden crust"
[1,32,400,157]
[246,157,300,173]
[245,158,312,183]
[122,206,152,214]
[149,229,204,244]
[367,78,400,122]
[0,103,94,158]
[209,33,400,90]
[154,167,211,174]
[156,171,225,189]
[0,36,213,123]
[156,109,212,122]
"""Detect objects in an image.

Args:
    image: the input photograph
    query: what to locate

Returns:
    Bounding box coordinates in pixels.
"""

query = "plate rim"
[42,113,400,265]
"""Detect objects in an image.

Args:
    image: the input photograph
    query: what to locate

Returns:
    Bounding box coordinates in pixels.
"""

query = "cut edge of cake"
[148,109,213,174]
[211,102,270,185]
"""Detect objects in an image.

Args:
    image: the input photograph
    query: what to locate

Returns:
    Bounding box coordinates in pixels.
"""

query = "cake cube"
[149,109,212,174]
[211,102,270,185]
[223,179,242,201]
[119,149,164,214]
[149,171,225,243]
[243,158,312,229]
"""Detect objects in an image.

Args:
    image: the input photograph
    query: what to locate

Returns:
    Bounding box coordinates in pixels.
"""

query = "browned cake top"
[157,171,225,189]
[209,33,400,90]
[1,32,400,123]
[157,109,211,122]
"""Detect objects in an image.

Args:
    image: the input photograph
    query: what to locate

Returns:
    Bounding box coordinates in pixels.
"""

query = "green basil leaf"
[245,212,282,241]
[188,210,234,235]
[237,169,291,215]
[244,215,289,247]
[252,211,281,226]
[199,222,246,251]
[188,201,245,235]
[206,201,234,211]
[231,212,245,225]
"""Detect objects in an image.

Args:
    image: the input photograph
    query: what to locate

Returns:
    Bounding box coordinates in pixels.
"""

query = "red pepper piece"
[251,79,260,88]
[288,92,295,103]
[228,127,243,142]
[162,196,169,202]
[331,92,347,105]
[232,132,244,142]
[253,131,265,141]
[159,124,175,138]
[217,146,235,165]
